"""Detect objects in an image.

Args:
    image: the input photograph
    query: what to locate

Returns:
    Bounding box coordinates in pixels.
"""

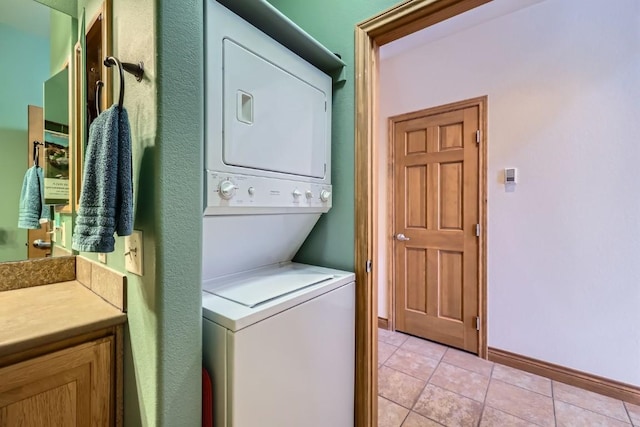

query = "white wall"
[377,0,640,386]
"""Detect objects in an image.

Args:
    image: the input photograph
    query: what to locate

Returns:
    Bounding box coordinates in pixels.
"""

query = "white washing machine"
[203,1,353,426]
[202,263,355,427]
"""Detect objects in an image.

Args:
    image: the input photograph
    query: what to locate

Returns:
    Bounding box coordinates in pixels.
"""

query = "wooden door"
[392,100,482,353]
[27,105,51,259]
[0,338,112,426]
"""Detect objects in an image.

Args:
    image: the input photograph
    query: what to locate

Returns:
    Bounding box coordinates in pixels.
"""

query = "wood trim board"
[377,318,389,330]
[355,1,493,425]
[488,348,640,406]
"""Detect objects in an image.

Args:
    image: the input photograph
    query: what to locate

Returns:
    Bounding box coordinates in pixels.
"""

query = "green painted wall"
[50,9,73,73]
[0,24,50,262]
[155,1,203,424]
[69,0,202,425]
[268,0,400,272]
[44,68,69,126]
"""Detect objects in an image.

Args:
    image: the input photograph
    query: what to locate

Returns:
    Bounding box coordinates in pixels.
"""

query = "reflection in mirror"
[44,68,70,206]
[0,0,76,263]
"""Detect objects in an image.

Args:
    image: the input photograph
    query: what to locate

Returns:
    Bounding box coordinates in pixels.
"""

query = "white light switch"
[125,230,143,276]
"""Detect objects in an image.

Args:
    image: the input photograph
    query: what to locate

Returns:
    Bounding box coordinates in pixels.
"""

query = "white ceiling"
[0,0,51,38]
[380,0,547,60]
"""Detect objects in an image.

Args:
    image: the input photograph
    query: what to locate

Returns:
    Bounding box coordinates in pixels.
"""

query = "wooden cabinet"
[0,337,114,427]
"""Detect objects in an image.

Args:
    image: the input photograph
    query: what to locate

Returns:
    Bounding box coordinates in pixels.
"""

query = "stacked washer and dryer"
[202,1,355,426]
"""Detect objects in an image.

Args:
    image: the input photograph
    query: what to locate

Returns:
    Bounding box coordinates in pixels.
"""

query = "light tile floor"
[378,328,640,427]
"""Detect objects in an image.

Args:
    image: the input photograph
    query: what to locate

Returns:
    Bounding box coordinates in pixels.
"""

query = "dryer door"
[222,39,327,179]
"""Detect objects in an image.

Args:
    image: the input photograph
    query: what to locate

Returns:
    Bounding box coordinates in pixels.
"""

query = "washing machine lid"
[202,262,356,331]
[212,270,333,308]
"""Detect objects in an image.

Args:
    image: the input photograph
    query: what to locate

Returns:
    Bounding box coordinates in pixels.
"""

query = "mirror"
[0,0,77,262]
[44,68,71,206]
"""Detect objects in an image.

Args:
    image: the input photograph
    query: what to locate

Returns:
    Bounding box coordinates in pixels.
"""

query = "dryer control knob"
[320,190,332,202]
[305,190,313,199]
[292,189,302,199]
[219,180,237,200]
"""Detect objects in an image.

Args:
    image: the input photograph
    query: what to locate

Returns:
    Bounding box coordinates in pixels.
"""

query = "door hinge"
[365,259,372,273]
[475,316,481,331]
[474,224,481,237]
[476,130,481,144]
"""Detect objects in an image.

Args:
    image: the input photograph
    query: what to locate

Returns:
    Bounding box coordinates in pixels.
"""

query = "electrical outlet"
[60,222,66,247]
[98,253,107,263]
[124,230,143,276]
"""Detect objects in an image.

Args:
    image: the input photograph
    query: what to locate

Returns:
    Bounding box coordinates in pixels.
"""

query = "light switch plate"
[125,230,143,276]
[98,253,107,263]
[60,222,66,247]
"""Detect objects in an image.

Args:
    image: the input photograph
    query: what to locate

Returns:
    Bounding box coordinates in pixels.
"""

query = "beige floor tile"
[400,337,447,361]
[625,402,640,426]
[379,341,399,365]
[555,400,631,427]
[379,366,427,409]
[442,347,493,377]
[553,381,629,423]
[491,364,552,396]
[429,362,490,402]
[413,384,483,426]
[479,406,538,427]
[485,379,555,427]
[379,396,410,427]
[379,328,410,347]
[402,411,443,427]
[385,348,439,381]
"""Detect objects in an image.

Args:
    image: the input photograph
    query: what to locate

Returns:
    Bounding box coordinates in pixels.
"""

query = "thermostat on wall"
[504,168,517,184]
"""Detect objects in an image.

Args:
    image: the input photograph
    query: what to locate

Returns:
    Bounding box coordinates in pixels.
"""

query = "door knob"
[395,233,410,241]
[32,239,52,249]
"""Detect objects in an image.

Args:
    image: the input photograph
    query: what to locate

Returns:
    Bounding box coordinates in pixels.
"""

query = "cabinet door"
[0,337,112,426]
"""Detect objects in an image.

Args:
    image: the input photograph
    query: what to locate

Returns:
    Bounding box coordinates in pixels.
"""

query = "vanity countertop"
[0,280,126,357]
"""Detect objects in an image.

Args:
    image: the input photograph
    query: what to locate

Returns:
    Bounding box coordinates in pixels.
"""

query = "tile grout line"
[490,374,554,399]
[476,361,496,427]
[552,380,634,425]
[623,402,634,425]
[411,347,447,426]
[482,376,550,427]
[492,362,559,398]
[440,352,495,378]
[556,398,634,426]
[551,379,558,427]
[377,364,428,411]
[380,333,637,427]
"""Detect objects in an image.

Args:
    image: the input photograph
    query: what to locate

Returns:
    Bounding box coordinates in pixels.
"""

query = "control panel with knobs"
[206,171,332,214]
[320,189,331,202]
[219,180,237,200]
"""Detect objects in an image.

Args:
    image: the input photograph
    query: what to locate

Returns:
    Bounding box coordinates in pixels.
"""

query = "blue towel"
[17,165,49,229]
[72,104,133,252]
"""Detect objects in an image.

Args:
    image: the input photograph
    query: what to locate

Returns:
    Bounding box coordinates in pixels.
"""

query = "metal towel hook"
[32,140,44,167]
[102,56,145,111]
[95,80,104,115]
